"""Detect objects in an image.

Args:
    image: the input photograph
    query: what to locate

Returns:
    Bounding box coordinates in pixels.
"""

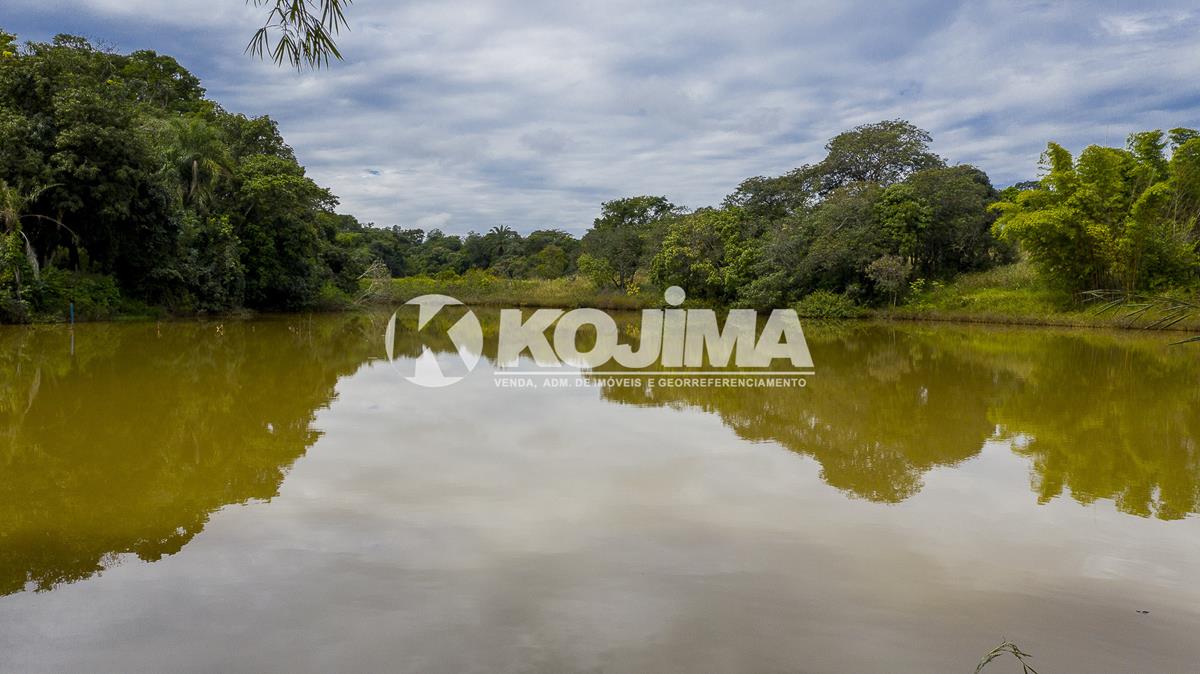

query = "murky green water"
[1,310,1198,672]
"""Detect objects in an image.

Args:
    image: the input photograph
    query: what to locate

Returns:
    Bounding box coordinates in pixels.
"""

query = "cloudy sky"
[6,1,1199,234]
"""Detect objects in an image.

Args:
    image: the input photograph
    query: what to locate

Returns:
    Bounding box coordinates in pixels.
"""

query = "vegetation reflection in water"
[1,309,1198,597]
[0,314,381,595]
[411,308,1200,517]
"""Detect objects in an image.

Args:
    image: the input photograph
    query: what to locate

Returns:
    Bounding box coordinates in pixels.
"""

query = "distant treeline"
[2,30,1198,322]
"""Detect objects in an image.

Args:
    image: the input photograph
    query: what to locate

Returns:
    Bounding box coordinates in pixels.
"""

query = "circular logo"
[384,295,483,387]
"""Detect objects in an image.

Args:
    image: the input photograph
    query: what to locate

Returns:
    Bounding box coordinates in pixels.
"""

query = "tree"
[1127,130,1168,184]
[524,229,578,257]
[898,165,1009,276]
[876,183,931,263]
[120,50,205,112]
[723,169,818,222]
[1169,127,1199,150]
[217,111,296,162]
[0,35,179,291]
[176,212,245,311]
[0,29,424,320]
[650,207,759,302]
[412,229,465,275]
[577,253,618,290]
[866,255,912,307]
[227,154,335,308]
[744,183,889,306]
[581,196,678,290]
[155,115,233,211]
[814,120,944,193]
[992,135,1199,293]
[530,244,568,279]
[483,225,521,263]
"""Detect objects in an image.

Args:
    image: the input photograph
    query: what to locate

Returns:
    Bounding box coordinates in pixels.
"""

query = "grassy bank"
[379,273,655,310]
[379,264,1200,334]
[878,262,1200,331]
[11,264,1199,335]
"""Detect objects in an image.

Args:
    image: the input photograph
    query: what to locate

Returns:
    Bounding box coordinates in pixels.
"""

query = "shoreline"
[8,294,1199,337]
[871,307,1200,333]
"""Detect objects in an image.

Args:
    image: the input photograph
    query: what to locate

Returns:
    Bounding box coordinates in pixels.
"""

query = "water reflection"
[596,322,1200,518]
[596,324,1004,503]
[0,314,381,595]
[984,330,1200,520]
[1,310,1198,599]
[418,310,1200,518]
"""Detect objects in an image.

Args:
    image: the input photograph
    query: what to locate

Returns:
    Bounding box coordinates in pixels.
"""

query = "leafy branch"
[246,0,352,70]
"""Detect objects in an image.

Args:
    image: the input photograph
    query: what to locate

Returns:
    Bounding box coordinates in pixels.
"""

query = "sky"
[5,1,1200,235]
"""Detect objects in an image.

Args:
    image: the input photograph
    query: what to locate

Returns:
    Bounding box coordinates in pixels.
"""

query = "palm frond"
[246,0,353,70]
[19,231,39,281]
[1084,289,1200,344]
[974,639,1040,674]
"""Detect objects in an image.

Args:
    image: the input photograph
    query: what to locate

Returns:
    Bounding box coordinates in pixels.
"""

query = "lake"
[1,310,1198,672]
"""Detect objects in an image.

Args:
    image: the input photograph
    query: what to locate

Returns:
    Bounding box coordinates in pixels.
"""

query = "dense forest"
[2,31,1198,323]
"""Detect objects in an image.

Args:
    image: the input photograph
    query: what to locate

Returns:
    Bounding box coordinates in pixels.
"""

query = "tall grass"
[881,261,1200,330]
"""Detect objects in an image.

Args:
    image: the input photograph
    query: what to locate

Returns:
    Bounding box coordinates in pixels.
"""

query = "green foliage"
[386,272,651,310]
[230,154,333,309]
[814,119,945,193]
[581,196,678,289]
[0,35,179,293]
[730,122,1015,309]
[175,214,245,312]
[993,134,1200,293]
[865,254,912,306]
[2,32,1192,325]
[876,183,931,259]
[892,261,1091,323]
[247,0,353,70]
[748,183,890,306]
[311,280,353,311]
[0,230,32,321]
[902,165,1013,274]
[0,30,394,321]
[120,50,205,112]
[793,290,866,319]
[529,244,568,279]
[1127,130,1168,183]
[577,253,617,289]
[152,115,233,211]
[34,268,122,320]
[723,171,816,221]
[650,207,759,302]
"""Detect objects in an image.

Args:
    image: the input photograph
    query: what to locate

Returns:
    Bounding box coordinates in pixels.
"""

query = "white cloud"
[415,212,453,230]
[8,0,1200,234]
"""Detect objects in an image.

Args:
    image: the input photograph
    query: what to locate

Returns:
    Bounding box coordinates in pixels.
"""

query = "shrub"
[33,269,122,321]
[0,296,30,323]
[311,281,353,311]
[794,290,866,319]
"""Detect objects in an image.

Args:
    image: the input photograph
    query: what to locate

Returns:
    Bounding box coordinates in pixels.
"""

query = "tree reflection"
[590,319,1200,519]
[595,323,1005,502]
[983,331,1200,520]
[0,314,380,595]
[2,309,1198,596]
